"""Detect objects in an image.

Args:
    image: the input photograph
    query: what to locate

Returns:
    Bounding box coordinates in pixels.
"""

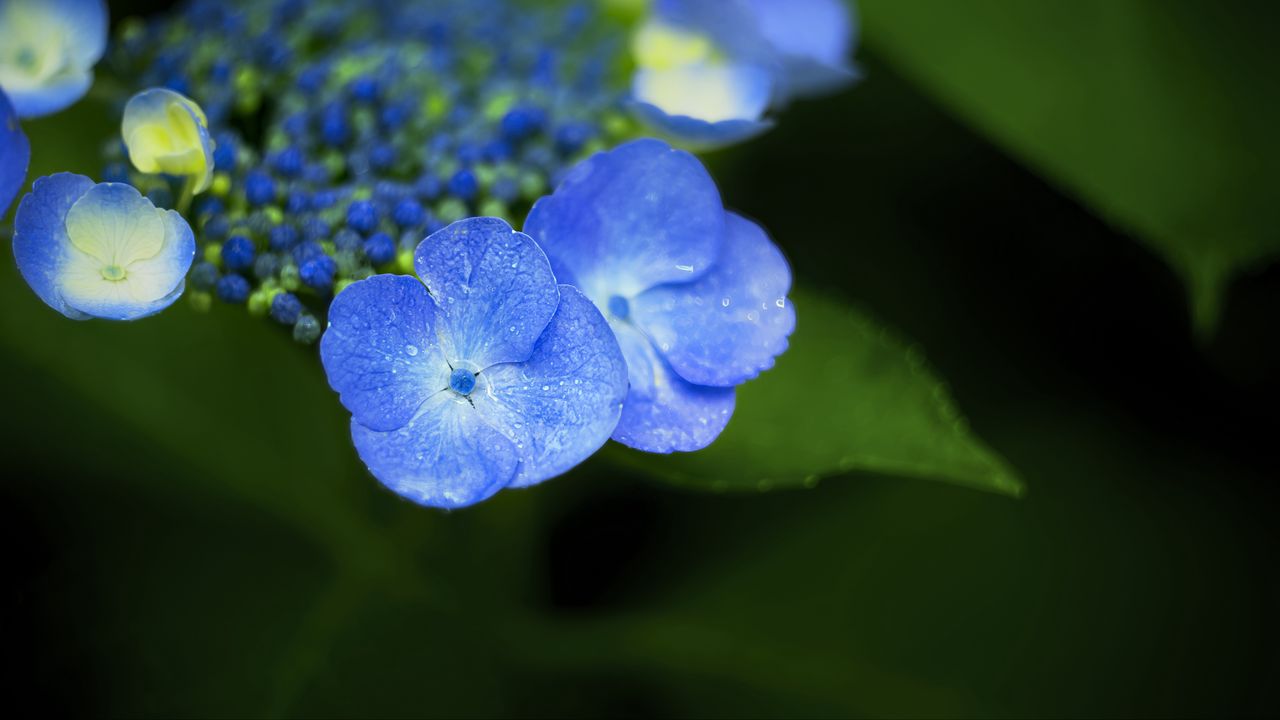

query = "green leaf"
[608,290,1023,497]
[859,0,1280,335]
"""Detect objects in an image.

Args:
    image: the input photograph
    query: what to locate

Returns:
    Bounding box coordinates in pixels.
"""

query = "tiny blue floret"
[346,199,379,234]
[222,235,256,271]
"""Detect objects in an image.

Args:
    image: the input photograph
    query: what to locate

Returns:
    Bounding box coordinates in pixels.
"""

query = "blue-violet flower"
[525,138,795,453]
[320,217,628,508]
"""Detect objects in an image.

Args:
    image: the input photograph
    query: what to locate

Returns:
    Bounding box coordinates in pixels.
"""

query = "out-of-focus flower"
[122,88,215,195]
[629,0,859,146]
[525,138,795,453]
[628,19,774,148]
[0,88,29,216]
[320,217,628,509]
[13,174,195,320]
[0,0,108,118]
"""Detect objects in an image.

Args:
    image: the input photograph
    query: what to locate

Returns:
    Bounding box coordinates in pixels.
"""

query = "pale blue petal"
[320,274,453,432]
[524,138,725,300]
[413,217,559,370]
[475,286,628,487]
[632,212,795,387]
[5,69,92,119]
[0,89,28,217]
[746,0,855,70]
[629,100,773,151]
[610,321,736,453]
[12,172,95,319]
[351,393,518,509]
[42,0,108,67]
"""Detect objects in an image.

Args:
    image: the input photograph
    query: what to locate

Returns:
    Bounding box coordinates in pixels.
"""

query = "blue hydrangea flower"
[320,217,628,509]
[13,174,196,320]
[0,89,29,217]
[0,0,108,118]
[122,88,215,195]
[525,139,795,453]
[632,0,858,146]
[628,19,773,149]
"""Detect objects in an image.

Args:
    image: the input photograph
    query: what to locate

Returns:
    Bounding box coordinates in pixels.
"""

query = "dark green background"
[3,1,1278,717]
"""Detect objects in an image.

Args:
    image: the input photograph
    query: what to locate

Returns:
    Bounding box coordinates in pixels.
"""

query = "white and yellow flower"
[0,0,108,118]
[12,173,195,320]
[122,88,215,195]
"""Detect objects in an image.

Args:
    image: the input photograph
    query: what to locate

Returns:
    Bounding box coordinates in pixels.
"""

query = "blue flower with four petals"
[13,173,196,320]
[320,217,629,508]
[526,139,795,453]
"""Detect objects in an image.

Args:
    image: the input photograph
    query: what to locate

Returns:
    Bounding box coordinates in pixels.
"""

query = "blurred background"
[3,0,1279,717]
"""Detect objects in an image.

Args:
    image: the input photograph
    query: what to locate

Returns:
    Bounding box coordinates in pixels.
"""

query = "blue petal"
[632,212,795,387]
[43,0,108,68]
[745,0,857,92]
[351,393,518,509]
[413,217,559,370]
[524,138,725,300]
[320,274,453,432]
[5,70,93,119]
[476,285,628,487]
[629,100,773,151]
[12,172,95,319]
[0,89,29,217]
[610,321,736,453]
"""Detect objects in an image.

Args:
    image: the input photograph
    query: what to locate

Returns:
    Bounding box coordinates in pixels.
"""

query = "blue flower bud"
[320,104,351,146]
[364,232,396,265]
[213,134,238,171]
[300,255,337,289]
[222,235,256,271]
[293,240,326,265]
[448,168,478,200]
[244,171,277,206]
[293,314,322,343]
[269,224,300,251]
[346,199,379,234]
[272,147,304,178]
[349,76,380,103]
[190,261,220,290]
[392,198,425,228]
[270,292,304,324]
[501,106,547,141]
[216,273,251,303]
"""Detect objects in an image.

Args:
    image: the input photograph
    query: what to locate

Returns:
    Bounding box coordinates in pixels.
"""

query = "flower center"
[449,368,477,396]
[100,264,128,281]
[15,48,37,71]
[607,294,631,320]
